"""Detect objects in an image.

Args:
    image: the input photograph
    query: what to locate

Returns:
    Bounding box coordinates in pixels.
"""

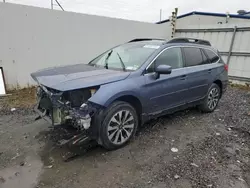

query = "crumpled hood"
[31,64,130,91]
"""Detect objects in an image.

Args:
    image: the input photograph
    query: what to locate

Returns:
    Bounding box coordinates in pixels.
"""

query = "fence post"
[226,26,237,65]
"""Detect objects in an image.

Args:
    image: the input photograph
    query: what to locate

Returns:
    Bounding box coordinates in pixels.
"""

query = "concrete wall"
[0,3,170,89]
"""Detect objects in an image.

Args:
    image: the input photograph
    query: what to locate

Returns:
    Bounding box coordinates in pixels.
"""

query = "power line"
[51,0,65,11]
[55,0,64,11]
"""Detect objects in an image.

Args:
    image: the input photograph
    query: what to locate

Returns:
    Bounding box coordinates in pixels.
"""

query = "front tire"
[99,101,138,150]
[199,83,221,113]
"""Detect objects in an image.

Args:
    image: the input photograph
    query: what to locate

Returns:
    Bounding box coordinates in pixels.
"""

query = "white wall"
[0,3,170,89]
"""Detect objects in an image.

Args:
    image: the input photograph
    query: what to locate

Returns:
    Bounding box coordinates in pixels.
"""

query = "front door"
[143,47,188,114]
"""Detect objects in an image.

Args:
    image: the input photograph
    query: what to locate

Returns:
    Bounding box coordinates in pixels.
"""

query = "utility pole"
[170,8,178,38]
[51,0,53,10]
[159,9,162,21]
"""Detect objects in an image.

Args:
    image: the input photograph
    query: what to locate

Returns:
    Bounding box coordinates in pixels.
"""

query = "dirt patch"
[0,87,36,111]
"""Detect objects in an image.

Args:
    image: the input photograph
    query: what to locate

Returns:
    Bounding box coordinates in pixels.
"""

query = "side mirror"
[154,64,172,79]
[156,64,172,74]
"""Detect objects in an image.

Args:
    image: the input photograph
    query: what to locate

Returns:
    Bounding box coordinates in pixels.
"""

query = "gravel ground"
[0,86,250,188]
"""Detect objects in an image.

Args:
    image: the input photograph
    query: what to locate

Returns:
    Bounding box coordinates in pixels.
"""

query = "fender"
[103,91,144,107]
[88,78,147,108]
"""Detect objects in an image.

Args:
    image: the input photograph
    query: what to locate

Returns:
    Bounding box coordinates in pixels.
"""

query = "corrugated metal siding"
[175,28,250,80]
[232,31,250,52]
[175,31,232,52]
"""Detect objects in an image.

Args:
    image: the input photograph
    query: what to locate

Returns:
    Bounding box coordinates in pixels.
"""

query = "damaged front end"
[35,85,100,131]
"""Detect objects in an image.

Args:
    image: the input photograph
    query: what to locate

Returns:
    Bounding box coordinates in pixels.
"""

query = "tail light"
[224,64,228,71]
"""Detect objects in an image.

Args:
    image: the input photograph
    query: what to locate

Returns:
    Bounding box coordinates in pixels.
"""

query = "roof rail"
[167,37,211,46]
[128,38,166,43]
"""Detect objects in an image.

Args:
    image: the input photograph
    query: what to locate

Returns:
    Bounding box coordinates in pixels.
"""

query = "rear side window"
[204,49,220,63]
[183,47,203,67]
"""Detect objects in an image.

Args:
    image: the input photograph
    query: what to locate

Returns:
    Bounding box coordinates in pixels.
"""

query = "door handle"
[208,69,212,73]
[180,75,187,80]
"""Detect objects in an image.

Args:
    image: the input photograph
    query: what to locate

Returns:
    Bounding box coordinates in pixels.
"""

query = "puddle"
[0,156,43,188]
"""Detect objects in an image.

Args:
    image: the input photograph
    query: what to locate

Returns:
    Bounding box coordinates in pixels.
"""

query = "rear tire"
[99,101,138,150]
[199,83,221,113]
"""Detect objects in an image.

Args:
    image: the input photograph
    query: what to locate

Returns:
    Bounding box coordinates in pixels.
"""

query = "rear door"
[182,47,211,103]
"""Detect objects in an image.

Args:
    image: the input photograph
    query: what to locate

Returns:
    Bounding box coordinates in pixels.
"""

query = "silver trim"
[145,45,220,72]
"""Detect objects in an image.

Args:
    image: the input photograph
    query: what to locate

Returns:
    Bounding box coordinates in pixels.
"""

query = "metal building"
[157,11,250,26]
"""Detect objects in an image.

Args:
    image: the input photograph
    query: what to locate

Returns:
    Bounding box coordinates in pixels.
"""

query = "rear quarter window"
[204,49,220,63]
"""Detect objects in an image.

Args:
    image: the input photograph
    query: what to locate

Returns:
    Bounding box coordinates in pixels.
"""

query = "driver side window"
[147,47,184,73]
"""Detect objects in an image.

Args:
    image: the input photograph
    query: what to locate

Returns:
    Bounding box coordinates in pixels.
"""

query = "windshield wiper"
[116,52,126,71]
[104,50,113,69]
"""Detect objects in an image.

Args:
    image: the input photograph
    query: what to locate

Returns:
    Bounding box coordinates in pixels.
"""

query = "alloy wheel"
[107,110,135,145]
[208,87,219,110]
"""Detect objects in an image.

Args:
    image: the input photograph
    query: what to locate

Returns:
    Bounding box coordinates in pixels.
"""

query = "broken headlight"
[62,87,99,108]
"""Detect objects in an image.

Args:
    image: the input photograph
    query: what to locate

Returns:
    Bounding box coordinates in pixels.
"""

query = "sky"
[4,0,250,22]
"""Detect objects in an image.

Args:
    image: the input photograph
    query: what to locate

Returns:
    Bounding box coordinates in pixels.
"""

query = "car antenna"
[116,52,126,71]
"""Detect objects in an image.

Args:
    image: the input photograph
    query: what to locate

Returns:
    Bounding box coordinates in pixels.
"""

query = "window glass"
[89,42,158,71]
[201,49,210,64]
[204,49,220,63]
[183,47,203,67]
[147,47,183,73]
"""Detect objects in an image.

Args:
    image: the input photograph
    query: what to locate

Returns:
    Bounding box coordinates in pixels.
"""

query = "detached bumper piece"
[57,131,92,147]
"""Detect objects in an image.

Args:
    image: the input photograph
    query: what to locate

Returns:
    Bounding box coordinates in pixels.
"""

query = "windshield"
[89,42,160,71]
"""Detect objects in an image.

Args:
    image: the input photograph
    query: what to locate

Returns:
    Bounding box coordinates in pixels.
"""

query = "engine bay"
[36,85,100,131]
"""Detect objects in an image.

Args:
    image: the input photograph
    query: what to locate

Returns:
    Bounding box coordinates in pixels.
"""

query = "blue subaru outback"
[32,38,228,150]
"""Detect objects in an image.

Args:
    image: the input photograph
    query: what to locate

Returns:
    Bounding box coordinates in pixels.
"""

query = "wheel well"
[115,95,142,117]
[213,80,222,97]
